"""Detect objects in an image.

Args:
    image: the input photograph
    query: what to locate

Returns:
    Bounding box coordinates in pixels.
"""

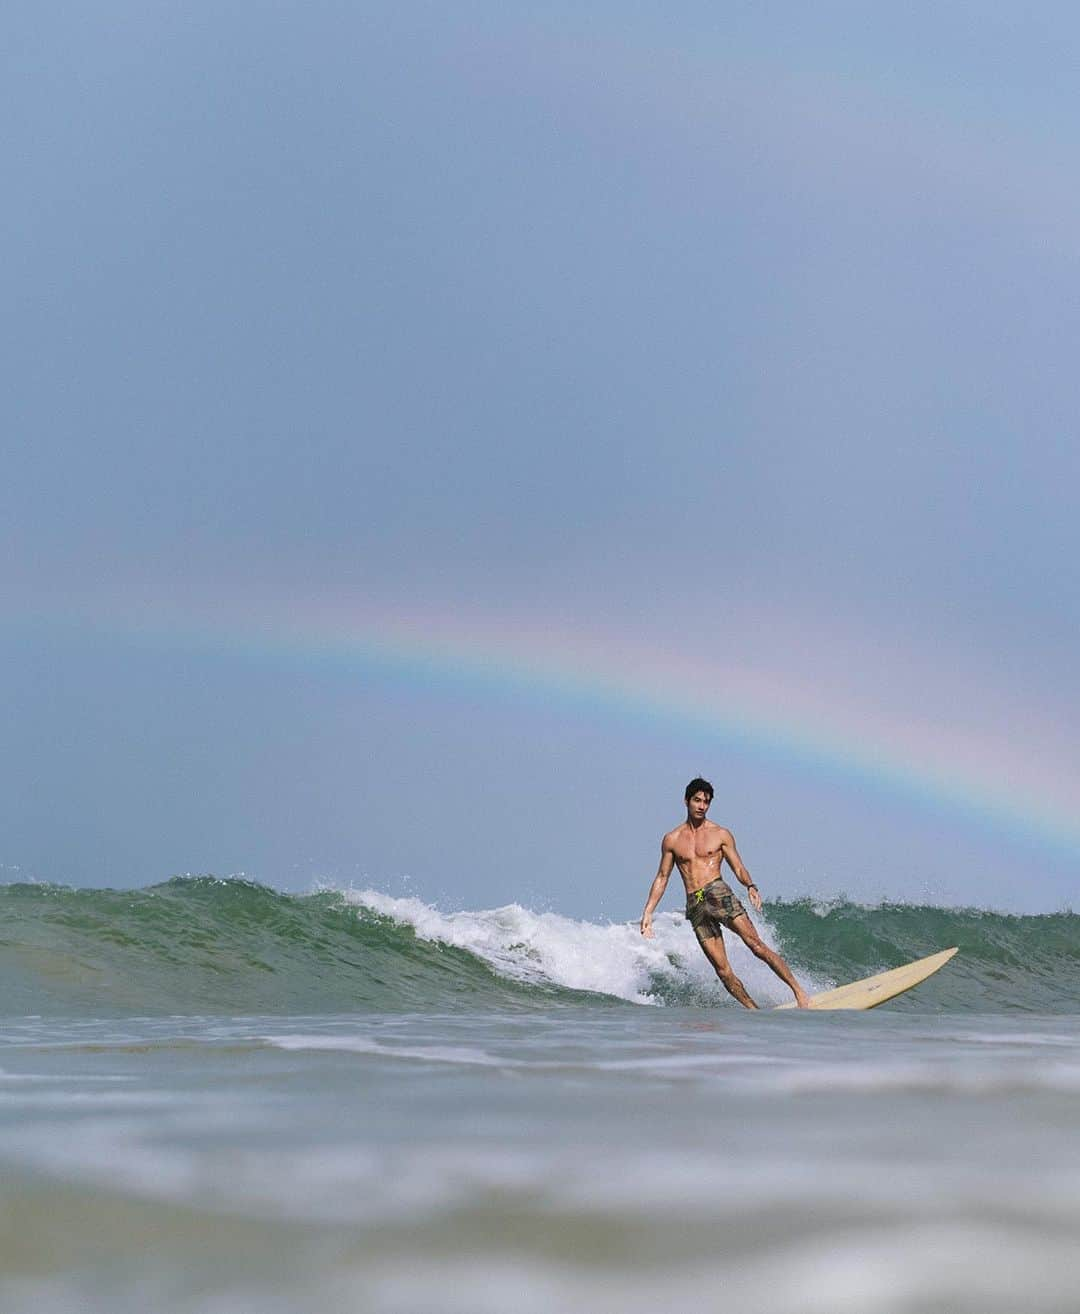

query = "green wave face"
[765,899,1080,1014]
[0,880,1076,1016]
[0,879,557,1017]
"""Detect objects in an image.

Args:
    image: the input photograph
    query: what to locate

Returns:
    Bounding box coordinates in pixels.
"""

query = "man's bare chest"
[673,830,724,866]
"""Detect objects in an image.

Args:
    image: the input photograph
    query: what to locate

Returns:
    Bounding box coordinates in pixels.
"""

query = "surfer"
[640,778,811,1009]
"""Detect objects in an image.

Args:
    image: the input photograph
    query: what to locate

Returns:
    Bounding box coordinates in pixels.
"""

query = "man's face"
[687,791,712,820]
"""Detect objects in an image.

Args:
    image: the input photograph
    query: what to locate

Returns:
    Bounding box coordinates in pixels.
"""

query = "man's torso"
[666,820,729,895]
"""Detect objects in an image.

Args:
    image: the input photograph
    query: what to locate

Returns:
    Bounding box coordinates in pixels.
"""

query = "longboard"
[774,946,958,1010]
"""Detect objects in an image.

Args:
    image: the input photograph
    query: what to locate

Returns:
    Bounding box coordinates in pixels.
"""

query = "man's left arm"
[721,831,763,912]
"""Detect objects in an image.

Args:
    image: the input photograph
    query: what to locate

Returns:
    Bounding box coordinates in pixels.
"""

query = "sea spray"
[341,888,744,1005]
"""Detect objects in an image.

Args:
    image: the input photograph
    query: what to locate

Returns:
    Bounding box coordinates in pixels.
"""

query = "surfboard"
[774,946,958,1010]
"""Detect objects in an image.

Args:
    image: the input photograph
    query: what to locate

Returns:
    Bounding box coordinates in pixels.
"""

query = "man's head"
[684,777,714,822]
[684,777,714,804]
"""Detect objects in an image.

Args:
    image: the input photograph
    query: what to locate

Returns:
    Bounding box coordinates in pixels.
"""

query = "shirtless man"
[640,777,811,1009]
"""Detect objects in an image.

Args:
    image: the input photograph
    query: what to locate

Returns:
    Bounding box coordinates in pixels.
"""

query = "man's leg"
[696,932,758,1010]
[729,915,811,1008]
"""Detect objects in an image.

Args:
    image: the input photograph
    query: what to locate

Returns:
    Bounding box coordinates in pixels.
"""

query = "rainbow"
[64,598,1080,862]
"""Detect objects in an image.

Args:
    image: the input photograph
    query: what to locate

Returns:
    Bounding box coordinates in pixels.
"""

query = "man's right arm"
[640,843,675,938]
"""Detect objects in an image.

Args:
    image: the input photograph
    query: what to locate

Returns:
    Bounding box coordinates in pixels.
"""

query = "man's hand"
[640,915,654,938]
[747,886,763,913]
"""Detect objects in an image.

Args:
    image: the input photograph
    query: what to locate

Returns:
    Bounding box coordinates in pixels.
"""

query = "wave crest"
[0,879,1075,1015]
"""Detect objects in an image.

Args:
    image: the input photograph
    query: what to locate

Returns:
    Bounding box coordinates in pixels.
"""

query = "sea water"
[0,879,1078,1313]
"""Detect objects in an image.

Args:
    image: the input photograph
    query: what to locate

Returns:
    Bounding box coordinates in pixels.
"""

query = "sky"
[3,1,1079,916]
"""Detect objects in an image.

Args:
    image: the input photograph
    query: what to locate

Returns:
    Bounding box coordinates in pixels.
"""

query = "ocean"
[0,877,1078,1313]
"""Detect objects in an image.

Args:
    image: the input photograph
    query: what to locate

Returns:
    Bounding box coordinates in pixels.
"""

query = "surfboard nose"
[774,946,960,1011]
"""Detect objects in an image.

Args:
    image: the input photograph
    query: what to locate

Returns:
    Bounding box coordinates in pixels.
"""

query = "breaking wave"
[0,878,1074,1015]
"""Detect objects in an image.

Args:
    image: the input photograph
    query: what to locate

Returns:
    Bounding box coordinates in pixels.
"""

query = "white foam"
[769,1059,1080,1096]
[943,1030,1076,1047]
[266,1034,507,1067]
[318,1222,1080,1314]
[339,889,811,1005]
[338,887,827,1007]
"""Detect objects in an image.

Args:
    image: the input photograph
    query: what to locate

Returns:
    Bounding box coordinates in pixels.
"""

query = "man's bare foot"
[794,991,812,1009]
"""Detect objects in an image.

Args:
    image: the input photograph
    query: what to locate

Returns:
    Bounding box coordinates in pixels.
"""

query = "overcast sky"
[4,2,1079,915]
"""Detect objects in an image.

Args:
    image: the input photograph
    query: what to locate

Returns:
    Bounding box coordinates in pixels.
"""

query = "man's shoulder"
[661,823,687,847]
[709,821,734,841]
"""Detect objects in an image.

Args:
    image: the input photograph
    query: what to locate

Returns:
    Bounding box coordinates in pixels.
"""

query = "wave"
[767,897,1080,1013]
[0,879,1075,1016]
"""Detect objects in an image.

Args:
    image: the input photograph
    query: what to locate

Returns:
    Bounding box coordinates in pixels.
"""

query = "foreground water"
[1,879,1078,1313]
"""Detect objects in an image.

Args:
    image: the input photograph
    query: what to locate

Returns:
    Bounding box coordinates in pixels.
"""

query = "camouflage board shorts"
[685,878,747,943]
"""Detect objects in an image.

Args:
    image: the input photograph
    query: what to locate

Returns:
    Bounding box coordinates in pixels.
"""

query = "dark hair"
[684,777,714,802]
